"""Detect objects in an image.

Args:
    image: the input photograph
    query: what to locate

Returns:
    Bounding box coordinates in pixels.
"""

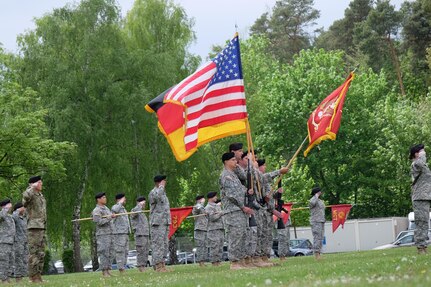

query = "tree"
[250,0,320,63]
[0,47,73,198]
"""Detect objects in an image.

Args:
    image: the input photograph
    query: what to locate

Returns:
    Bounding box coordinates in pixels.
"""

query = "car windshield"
[290,240,302,248]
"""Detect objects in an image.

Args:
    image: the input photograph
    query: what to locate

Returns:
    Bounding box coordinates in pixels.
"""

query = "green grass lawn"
[16,247,430,287]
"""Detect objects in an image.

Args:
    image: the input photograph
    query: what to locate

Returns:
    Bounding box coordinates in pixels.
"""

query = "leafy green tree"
[250,0,320,63]
[0,47,74,199]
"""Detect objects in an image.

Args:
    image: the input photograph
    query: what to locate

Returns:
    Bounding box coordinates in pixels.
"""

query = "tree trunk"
[91,229,99,271]
[386,36,406,96]
[71,157,90,273]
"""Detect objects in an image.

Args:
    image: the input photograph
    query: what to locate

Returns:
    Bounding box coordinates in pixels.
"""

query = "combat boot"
[199,262,206,267]
[252,257,269,267]
[243,257,257,268]
[315,252,321,260]
[418,247,427,255]
[162,262,173,272]
[102,270,111,278]
[16,277,23,283]
[154,262,166,272]
[261,256,275,267]
[279,256,287,261]
[138,266,146,272]
[211,262,221,266]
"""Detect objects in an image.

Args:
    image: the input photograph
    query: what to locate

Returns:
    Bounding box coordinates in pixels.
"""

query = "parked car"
[54,260,64,274]
[127,249,152,267]
[83,260,93,272]
[272,238,313,257]
[374,230,431,250]
[177,251,195,264]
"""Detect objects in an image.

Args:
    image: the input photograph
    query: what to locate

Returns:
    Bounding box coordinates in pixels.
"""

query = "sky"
[0,0,404,59]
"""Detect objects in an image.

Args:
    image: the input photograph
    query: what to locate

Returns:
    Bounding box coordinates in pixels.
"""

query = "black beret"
[0,199,11,207]
[154,175,166,182]
[207,192,217,199]
[195,195,204,201]
[136,196,146,202]
[311,187,322,196]
[28,175,42,184]
[115,193,125,200]
[257,159,266,167]
[222,152,235,162]
[95,192,106,200]
[229,142,243,151]
[410,144,425,159]
[13,202,23,211]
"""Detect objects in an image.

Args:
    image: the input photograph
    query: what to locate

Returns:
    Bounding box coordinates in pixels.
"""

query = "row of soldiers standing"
[0,175,47,283]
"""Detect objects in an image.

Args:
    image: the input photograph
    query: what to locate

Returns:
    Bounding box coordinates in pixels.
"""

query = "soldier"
[149,175,172,272]
[92,192,115,277]
[410,144,431,254]
[111,193,131,273]
[256,159,287,267]
[274,187,290,261]
[12,202,28,282]
[219,152,254,270]
[309,186,325,260]
[130,196,150,272]
[193,195,208,267]
[205,192,224,266]
[22,175,46,283]
[0,199,15,284]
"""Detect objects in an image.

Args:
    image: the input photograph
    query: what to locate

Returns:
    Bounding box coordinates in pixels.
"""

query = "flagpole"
[245,119,263,200]
[71,210,150,222]
[270,136,308,195]
[290,204,353,211]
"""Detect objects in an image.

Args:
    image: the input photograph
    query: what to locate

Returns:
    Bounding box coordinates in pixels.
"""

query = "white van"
[408,211,431,230]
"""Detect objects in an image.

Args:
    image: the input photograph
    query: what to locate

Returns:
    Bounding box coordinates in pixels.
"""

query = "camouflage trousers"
[277,228,290,257]
[224,211,247,262]
[207,229,224,263]
[246,226,257,257]
[0,243,13,280]
[311,222,325,254]
[113,234,129,270]
[413,200,430,248]
[151,225,169,265]
[194,230,207,263]
[14,241,28,278]
[135,235,149,267]
[96,234,113,270]
[256,210,273,257]
[27,229,46,277]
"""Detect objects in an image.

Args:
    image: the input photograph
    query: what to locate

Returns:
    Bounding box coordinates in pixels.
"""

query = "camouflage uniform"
[259,170,280,257]
[411,154,431,249]
[277,219,291,258]
[309,195,325,254]
[193,202,208,263]
[22,186,46,278]
[220,168,248,262]
[0,208,15,281]
[205,202,224,263]
[111,202,131,270]
[92,205,114,271]
[12,210,28,278]
[130,205,150,267]
[149,185,171,265]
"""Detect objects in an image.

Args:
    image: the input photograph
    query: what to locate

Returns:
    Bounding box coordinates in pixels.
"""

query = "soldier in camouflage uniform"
[0,199,15,284]
[149,175,172,272]
[256,159,287,267]
[22,175,46,283]
[193,195,208,266]
[205,192,224,266]
[219,152,255,270]
[130,196,150,272]
[12,202,28,282]
[274,188,290,261]
[410,144,431,254]
[111,193,131,273]
[309,186,325,260]
[92,192,115,277]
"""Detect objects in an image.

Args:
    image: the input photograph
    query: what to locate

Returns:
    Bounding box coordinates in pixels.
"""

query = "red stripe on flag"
[186,99,246,122]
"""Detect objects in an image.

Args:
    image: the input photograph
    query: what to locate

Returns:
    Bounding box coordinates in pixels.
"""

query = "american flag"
[163,35,247,151]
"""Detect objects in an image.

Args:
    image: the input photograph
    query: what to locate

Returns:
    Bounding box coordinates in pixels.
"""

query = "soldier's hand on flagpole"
[272,210,283,219]
[242,206,255,215]
[279,167,289,174]
[111,214,117,218]
[247,188,254,195]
